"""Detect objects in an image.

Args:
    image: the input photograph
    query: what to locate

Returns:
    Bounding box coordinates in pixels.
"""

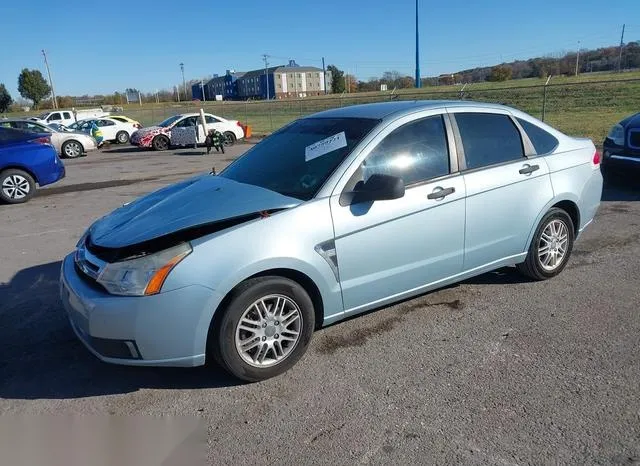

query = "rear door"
[448,108,554,271]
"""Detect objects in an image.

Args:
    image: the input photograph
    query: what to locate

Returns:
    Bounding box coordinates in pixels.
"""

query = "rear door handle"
[519,164,540,175]
[427,187,455,200]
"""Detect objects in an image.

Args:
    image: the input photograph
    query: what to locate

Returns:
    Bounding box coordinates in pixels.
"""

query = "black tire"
[209,276,315,382]
[61,140,83,158]
[116,131,130,144]
[0,169,36,204]
[152,135,170,151]
[516,207,575,280]
[223,131,236,146]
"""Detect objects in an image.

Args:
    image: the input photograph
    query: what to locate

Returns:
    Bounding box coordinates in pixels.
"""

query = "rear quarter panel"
[0,143,63,186]
[541,145,602,235]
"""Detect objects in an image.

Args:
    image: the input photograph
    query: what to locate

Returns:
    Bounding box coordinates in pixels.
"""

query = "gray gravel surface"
[1,146,639,465]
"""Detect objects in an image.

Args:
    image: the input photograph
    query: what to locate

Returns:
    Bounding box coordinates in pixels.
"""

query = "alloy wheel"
[234,294,302,368]
[538,219,569,271]
[2,174,30,200]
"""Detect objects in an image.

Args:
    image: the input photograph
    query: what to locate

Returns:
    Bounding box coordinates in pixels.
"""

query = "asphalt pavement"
[1,144,639,465]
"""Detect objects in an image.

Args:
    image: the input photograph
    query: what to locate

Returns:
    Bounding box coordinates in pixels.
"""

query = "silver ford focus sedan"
[60,100,603,382]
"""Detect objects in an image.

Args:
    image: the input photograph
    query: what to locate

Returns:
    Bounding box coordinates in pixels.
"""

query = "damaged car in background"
[60,100,603,382]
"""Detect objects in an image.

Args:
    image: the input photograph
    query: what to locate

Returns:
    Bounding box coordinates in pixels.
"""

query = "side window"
[176,117,197,127]
[48,113,61,121]
[97,119,115,127]
[63,112,72,119]
[516,117,559,155]
[205,115,220,124]
[455,113,524,170]
[361,115,450,186]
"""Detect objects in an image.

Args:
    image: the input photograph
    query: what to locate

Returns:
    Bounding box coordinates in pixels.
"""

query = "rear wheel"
[0,169,36,204]
[517,207,574,280]
[223,131,236,146]
[116,131,130,144]
[61,140,83,158]
[152,135,170,151]
[209,276,315,382]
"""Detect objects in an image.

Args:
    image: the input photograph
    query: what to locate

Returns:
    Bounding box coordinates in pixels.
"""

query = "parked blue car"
[0,127,65,204]
[602,111,640,172]
[61,101,603,382]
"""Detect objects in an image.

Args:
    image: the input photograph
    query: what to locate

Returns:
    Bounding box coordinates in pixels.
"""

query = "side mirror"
[340,173,405,205]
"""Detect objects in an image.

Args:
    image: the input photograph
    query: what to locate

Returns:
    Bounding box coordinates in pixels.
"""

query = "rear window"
[516,118,559,154]
[455,113,524,170]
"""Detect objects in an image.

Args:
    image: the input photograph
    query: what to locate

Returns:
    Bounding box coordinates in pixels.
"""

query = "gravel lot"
[1,144,639,465]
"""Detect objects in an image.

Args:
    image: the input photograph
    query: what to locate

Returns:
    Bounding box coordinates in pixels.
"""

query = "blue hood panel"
[89,174,302,248]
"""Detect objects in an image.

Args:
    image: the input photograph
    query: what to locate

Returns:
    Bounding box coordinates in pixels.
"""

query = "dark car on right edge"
[602,112,640,173]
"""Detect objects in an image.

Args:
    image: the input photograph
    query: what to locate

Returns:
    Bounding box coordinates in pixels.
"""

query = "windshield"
[158,115,183,127]
[220,117,380,200]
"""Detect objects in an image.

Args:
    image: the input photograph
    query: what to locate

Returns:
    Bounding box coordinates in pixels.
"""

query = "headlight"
[76,229,90,248]
[97,242,192,296]
[607,124,625,145]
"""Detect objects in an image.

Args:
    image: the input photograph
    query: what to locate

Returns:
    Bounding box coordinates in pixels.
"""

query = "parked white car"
[30,108,110,127]
[67,117,139,144]
[130,113,245,150]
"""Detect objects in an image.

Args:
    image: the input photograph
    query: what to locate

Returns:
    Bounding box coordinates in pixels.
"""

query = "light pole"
[42,49,58,109]
[180,63,186,100]
[415,0,421,88]
[575,41,580,76]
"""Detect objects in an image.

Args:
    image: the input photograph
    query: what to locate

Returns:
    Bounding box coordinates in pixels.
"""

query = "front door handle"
[519,164,540,175]
[427,186,455,200]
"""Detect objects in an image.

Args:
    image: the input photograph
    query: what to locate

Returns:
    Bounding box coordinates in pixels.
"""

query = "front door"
[449,109,554,271]
[330,113,466,314]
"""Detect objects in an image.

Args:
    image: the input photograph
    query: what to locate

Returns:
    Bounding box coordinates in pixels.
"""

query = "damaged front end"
[73,174,302,296]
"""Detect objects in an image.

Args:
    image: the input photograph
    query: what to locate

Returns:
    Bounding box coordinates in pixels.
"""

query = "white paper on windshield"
[305,131,347,162]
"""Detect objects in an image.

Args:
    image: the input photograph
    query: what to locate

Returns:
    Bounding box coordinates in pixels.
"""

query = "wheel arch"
[524,195,581,252]
[0,165,39,184]
[210,267,325,334]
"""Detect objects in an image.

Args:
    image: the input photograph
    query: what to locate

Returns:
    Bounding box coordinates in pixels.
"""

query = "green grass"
[6,70,640,144]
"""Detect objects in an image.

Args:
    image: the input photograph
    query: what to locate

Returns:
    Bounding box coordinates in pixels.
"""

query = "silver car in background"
[0,119,98,158]
[60,100,603,382]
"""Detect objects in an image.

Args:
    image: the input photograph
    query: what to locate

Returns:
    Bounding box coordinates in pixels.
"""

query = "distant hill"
[426,41,640,85]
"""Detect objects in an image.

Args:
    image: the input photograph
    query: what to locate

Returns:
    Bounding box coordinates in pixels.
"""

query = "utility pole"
[322,57,327,95]
[262,54,270,100]
[415,0,421,88]
[41,49,57,109]
[575,41,580,76]
[618,24,626,72]
[180,63,186,100]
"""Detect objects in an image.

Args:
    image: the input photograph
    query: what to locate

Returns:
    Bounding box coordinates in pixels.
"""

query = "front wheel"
[517,207,575,280]
[0,169,36,204]
[210,277,315,382]
[152,135,170,151]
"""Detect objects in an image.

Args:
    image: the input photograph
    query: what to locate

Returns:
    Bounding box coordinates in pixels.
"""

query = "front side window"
[175,117,197,127]
[220,117,380,200]
[48,113,61,121]
[360,115,450,186]
[455,113,524,170]
[516,118,559,154]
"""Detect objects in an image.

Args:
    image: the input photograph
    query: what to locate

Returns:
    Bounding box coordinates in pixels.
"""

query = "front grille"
[629,130,640,149]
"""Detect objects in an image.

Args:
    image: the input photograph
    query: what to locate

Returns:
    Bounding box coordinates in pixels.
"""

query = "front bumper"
[59,253,221,367]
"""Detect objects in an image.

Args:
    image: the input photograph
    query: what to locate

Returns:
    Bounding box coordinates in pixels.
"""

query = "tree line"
[1,41,638,112]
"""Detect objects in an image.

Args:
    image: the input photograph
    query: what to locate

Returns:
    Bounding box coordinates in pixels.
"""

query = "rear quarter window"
[516,118,559,155]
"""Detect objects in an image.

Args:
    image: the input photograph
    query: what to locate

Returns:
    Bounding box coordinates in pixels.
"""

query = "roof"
[237,66,284,80]
[273,66,324,73]
[302,100,514,120]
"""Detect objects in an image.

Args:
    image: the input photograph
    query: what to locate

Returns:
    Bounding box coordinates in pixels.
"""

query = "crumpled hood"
[88,174,302,248]
[133,125,163,136]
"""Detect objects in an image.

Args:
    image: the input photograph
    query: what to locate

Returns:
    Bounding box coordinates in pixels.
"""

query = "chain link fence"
[116,78,639,144]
